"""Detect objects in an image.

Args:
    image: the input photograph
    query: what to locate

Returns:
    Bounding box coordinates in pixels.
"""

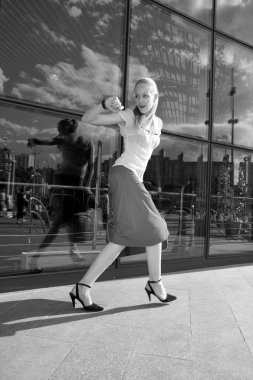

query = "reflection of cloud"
[49,153,60,162]
[159,135,205,161]
[0,68,9,93]
[67,5,82,18]
[40,22,76,49]
[214,109,253,148]
[16,140,28,144]
[238,58,253,78]
[128,57,151,94]
[218,0,250,7]
[97,13,110,28]
[163,121,208,139]
[0,118,39,136]
[216,1,252,45]
[11,44,122,109]
[41,128,57,136]
[79,122,117,142]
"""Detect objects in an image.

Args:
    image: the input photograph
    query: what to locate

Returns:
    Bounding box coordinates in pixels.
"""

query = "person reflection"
[27,118,94,273]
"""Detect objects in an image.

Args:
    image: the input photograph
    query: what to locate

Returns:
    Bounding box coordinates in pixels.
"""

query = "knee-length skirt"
[107,165,169,247]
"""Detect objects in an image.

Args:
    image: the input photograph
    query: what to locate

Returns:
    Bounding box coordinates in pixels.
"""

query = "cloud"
[67,5,82,18]
[49,153,60,162]
[40,22,76,49]
[16,140,29,144]
[0,118,39,136]
[0,68,9,93]
[213,108,253,148]
[218,0,250,7]
[11,44,122,109]
[162,121,208,139]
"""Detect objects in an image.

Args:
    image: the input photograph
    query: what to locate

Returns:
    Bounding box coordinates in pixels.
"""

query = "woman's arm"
[81,97,125,126]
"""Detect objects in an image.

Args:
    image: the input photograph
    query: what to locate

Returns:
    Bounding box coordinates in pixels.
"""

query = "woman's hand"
[27,138,36,148]
[104,96,124,113]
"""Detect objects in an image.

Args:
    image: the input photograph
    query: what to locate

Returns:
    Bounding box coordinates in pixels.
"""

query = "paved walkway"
[1,264,253,379]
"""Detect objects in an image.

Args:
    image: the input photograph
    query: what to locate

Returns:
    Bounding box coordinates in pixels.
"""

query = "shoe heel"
[145,287,151,301]
[69,292,76,308]
[70,283,104,312]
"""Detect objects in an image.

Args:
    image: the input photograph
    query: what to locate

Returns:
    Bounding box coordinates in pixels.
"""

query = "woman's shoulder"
[154,116,163,133]
[118,108,135,126]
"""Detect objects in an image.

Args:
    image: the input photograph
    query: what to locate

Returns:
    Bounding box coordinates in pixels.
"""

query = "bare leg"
[71,242,124,305]
[146,243,167,300]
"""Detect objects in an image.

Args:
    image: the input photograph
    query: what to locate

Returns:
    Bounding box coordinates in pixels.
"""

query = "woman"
[27,119,94,271]
[69,77,176,312]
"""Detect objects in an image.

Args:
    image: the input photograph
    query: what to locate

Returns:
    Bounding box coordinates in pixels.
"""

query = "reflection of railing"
[28,196,51,236]
[179,181,191,245]
[92,141,102,250]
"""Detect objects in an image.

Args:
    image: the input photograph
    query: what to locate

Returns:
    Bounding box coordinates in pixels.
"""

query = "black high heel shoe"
[69,283,104,312]
[145,279,177,303]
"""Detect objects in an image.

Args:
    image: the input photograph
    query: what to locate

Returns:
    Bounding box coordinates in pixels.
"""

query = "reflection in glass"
[213,38,253,148]
[216,0,253,46]
[121,135,208,264]
[0,0,125,111]
[155,0,212,25]
[210,146,253,255]
[129,0,211,139]
[0,105,119,274]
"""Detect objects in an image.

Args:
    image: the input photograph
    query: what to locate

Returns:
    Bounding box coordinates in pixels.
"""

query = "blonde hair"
[133,78,159,127]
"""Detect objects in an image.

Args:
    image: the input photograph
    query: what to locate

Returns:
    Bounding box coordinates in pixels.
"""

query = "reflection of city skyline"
[1,145,253,198]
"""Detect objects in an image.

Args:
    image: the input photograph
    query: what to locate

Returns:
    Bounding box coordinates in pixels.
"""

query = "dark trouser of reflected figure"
[29,174,94,273]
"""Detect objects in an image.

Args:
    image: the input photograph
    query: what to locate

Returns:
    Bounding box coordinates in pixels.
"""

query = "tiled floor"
[1,264,253,379]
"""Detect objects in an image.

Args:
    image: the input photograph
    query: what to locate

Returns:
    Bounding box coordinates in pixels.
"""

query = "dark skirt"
[108,165,169,247]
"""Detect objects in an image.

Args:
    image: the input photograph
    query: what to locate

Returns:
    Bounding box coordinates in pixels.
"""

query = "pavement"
[1,264,253,380]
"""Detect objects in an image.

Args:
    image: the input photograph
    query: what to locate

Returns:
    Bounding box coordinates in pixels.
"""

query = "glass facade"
[0,0,253,280]
[216,0,253,46]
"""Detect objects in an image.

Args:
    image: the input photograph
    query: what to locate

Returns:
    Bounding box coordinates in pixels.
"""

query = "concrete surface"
[1,264,253,379]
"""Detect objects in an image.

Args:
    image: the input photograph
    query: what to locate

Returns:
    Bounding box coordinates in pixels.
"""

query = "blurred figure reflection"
[27,118,94,272]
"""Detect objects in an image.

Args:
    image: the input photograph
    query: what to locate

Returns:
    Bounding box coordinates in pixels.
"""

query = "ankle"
[148,278,161,283]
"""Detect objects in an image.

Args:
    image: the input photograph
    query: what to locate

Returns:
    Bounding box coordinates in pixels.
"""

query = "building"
[1,0,253,288]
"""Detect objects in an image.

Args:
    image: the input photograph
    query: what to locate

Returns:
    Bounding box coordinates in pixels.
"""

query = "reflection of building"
[131,6,201,127]
[0,146,16,197]
[144,150,205,193]
[15,154,34,171]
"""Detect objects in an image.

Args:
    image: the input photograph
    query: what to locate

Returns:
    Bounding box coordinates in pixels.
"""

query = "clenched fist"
[104,96,124,112]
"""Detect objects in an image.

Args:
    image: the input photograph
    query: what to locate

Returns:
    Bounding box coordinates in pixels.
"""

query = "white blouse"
[113,109,162,181]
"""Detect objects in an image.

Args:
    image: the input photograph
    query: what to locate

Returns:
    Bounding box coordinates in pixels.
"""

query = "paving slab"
[1,264,253,379]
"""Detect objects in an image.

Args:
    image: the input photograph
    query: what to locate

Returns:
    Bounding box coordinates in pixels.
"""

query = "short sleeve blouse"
[113,109,162,181]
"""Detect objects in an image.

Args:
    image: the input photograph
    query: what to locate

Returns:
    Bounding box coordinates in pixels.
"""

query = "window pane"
[0,105,120,275]
[216,0,253,45]
[210,146,253,255]
[213,38,253,148]
[0,0,125,111]
[156,0,212,25]
[129,0,211,139]
[120,135,208,264]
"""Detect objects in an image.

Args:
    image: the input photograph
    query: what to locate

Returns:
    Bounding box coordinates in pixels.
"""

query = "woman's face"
[134,83,157,114]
